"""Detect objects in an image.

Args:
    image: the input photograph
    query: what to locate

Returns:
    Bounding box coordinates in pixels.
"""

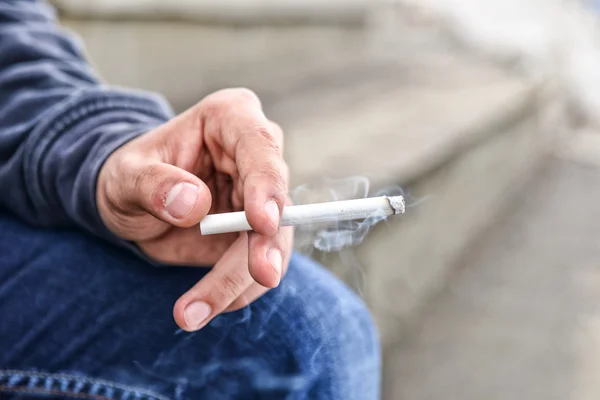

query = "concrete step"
[383,156,600,399]
[54,0,372,25]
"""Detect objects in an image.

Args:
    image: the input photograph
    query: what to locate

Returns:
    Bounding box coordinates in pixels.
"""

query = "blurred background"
[51,0,600,398]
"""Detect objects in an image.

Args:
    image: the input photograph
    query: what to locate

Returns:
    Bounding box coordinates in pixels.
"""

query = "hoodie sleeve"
[0,1,175,247]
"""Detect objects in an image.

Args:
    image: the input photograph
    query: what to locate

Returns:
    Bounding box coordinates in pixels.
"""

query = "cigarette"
[199,195,405,235]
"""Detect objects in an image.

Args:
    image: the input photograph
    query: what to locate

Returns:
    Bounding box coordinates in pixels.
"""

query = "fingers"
[225,282,269,312]
[202,88,288,237]
[247,223,293,288]
[237,127,287,237]
[228,225,293,310]
[139,227,236,266]
[108,158,212,228]
[171,215,293,332]
[173,227,293,331]
[173,234,253,331]
[247,229,285,288]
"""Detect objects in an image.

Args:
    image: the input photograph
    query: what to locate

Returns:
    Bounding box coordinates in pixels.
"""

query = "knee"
[284,253,379,356]
[257,253,381,394]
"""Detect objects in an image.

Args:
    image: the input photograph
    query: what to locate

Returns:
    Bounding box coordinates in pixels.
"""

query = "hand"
[96,88,293,331]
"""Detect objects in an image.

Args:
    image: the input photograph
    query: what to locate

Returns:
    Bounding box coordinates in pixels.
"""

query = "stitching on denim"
[0,385,109,400]
[0,370,171,400]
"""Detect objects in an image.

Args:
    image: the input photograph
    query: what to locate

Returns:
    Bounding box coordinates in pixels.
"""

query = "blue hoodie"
[0,1,174,248]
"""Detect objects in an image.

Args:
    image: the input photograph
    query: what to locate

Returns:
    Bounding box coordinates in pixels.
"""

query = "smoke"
[291,176,417,254]
[290,176,425,294]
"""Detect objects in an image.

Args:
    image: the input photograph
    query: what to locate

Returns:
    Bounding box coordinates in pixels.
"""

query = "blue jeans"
[0,213,380,399]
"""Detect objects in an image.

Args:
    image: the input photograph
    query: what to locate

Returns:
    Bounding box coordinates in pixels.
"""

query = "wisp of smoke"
[291,176,422,254]
[291,175,429,295]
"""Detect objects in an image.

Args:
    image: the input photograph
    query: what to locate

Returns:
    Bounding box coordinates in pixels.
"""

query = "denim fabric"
[0,371,171,400]
[0,213,381,399]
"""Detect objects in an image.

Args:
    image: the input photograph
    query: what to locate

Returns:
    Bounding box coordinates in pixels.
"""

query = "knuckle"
[198,100,220,122]
[133,163,170,214]
[232,87,260,104]
[227,297,250,312]
[134,163,161,192]
[277,228,289,251]
[256,165,286,191]
[253,125,281,154]
[269,121,284,145]
[115,153,139,177]
[200,88,262,121]
[207,87,259,106]
[218,271,246,300]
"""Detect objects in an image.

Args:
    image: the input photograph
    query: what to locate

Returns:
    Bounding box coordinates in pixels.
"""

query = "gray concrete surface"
[62,19,370,113]
[384,154,600,399]
[54,0,372,25]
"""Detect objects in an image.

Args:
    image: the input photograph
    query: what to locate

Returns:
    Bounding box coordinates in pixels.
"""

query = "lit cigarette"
[199,195,405,235]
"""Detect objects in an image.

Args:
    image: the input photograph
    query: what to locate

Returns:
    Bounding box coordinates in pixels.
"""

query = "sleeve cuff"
[23,87,175,263]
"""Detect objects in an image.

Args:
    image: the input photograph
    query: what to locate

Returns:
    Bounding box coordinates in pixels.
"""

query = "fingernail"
[267,248,282,276]
[165,182,198,218]
[184,301,212,330]
[264,200,280,227]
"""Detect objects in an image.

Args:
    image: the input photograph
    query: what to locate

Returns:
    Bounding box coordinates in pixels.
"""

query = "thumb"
[115,160,212,228]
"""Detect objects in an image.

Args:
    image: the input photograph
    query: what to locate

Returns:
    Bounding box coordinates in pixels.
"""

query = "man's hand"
[96,88,293,332]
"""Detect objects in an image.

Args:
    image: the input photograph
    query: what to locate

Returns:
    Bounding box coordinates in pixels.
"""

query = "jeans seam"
[0,385,110,400]
[0,370,172,400]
